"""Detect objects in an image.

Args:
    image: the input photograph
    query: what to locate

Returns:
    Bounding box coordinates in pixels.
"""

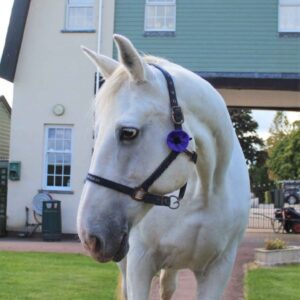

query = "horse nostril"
[86,235,102,253]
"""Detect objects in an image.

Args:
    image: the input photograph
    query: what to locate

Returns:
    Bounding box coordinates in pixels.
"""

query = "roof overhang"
[199,72,300,91]
[0,0,31,82]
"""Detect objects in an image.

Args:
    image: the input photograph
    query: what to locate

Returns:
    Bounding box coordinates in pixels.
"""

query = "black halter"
[86,64,197,209]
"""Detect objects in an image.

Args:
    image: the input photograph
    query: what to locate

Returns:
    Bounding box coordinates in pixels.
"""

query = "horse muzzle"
[83,232,129,263]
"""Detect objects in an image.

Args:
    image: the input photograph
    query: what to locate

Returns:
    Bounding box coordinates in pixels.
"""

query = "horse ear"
[81,46,119,79]
[113,34,150,83]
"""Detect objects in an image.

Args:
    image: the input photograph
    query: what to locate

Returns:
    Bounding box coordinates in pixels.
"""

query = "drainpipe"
[96,0,103,90]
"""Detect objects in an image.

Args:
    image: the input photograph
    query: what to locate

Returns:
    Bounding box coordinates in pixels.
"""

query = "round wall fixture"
[53,104,65,116]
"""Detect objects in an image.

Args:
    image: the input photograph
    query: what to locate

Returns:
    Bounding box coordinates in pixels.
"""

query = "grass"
[245,264,300,300]
[0,251,119,300]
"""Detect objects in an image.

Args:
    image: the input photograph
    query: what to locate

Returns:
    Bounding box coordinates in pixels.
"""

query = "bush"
[264,238,287,250]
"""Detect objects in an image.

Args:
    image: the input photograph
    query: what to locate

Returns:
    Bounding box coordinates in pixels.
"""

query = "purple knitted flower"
[167,130,190,152]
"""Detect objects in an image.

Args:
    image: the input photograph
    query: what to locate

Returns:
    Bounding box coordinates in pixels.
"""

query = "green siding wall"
[114,0,300,73]
[0,101,11,160]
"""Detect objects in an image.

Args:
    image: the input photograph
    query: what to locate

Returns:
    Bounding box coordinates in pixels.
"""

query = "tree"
[266,111,300,180]
[249,149,274,199]
[267,111,292,149]
[229,108,264,165]
[267,129,300,180]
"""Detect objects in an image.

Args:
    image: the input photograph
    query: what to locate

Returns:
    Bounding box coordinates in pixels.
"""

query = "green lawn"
[245,264,300,300]
[0,251,119,300]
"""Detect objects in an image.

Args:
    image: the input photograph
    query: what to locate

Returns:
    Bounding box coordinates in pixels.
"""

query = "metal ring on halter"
[132,188,146,201]
[169,195,181,209]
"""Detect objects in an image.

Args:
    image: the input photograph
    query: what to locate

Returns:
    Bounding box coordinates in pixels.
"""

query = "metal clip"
[168,195,180,209]
[132,188,146,201]
[171,106,184,125]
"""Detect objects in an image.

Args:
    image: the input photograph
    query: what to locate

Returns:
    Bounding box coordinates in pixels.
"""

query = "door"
[0,162,8,236]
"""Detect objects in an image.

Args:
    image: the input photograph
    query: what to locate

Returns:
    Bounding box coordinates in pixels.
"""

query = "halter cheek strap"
[86,64,197,209]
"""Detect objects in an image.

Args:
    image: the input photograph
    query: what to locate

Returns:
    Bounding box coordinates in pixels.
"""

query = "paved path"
[0,231,299,300]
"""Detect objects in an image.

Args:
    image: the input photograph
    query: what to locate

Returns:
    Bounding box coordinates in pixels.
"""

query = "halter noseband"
[86,64,197,209]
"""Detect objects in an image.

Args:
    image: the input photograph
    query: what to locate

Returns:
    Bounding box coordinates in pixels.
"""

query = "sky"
[0,1,298,140]
[0,0,13,106]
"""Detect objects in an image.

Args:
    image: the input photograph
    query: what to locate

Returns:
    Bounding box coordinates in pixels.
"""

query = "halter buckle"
[169,195,180,209]
[132,188,146,201]
[171,106,184,125]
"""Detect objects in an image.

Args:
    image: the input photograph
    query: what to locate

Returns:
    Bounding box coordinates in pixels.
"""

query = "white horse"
[77,34,250,300]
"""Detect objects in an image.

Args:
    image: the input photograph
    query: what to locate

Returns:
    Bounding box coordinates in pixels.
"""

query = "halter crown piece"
[86,64,197,209]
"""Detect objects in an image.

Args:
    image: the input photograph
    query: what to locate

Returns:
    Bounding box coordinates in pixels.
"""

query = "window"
[279,0,300,32]
[144,0,176,32]
[44,126,72,190]
[65,0,94,31]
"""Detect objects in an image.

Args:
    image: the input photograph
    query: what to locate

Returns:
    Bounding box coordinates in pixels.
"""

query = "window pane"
[56,165,63,175]
[64,140,71,151]
[48,165,55,174]
[156,6,165,17]
[68,7,94,30]
[55,176,62,186]
[65,129,72,139]
[64,165,71,175]
[165,6,175,17]
[48,139,55,151]
[56,140,64,151]
[166,17,175,29]
[48,153,55,164]
[146,17,155,30]
[56,128,64,139]
[47,176,54,186]
[146,6,155,18]
[48,128,56,138]
[69,0,94,5]
[56,154,64,164]
[64,154,71,164]
[155,17,164,29]
[147,0,175,3]
[63,176,71,187]
[280,6,300,31]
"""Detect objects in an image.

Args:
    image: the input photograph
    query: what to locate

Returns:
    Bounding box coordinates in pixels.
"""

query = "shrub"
[264,238,287,250]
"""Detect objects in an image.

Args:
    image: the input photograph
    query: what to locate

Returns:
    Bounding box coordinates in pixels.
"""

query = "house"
[113,0,300,109]
[0,0,115,234]
[0,95,11,236]
[0,0,299,234]
[0,95,11,161]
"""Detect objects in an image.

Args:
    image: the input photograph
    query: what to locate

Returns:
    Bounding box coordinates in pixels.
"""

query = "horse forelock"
[95,55,172,110]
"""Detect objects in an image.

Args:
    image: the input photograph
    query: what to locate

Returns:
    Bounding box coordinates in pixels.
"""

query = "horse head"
[77,35,197,263]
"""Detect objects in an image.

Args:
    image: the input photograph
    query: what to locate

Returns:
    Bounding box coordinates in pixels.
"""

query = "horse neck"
[179,74,234,202]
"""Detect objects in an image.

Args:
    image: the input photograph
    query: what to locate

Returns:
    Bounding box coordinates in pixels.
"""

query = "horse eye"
[120,127,139,141]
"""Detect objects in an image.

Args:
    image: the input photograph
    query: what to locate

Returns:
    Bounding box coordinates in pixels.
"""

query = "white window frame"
[278,0,300,32]
[144,0,176,32]
[43,125,73,191]
[65,0,95,31]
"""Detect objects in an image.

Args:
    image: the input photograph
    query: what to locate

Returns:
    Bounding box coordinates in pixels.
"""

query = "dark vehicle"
[278,180,300,205]
[275,207,300,234]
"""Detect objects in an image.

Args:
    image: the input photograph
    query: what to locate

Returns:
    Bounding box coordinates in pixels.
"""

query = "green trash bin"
[42,200,62,241]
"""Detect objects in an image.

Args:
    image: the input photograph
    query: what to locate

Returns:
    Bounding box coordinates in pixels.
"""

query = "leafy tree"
[267,129,300,180]
[229,108,264,165]
[267,111,292,149]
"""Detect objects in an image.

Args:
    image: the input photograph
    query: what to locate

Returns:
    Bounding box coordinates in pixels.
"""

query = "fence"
[248,188,299,230]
